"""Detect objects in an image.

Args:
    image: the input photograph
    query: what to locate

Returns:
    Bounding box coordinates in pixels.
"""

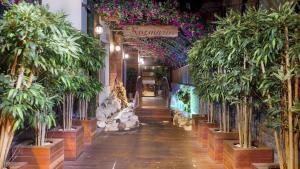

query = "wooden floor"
[64,122,223,169]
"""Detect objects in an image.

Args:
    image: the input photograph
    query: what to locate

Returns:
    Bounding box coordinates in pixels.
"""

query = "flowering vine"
[95,0,206,67]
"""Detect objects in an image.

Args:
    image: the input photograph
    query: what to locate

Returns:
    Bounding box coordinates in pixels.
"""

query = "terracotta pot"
[6,162,28,169]
[191,115,207,136]
[223,140,274,169]
[73,119,97,145]
[208,128,239,163]
[198,122,218,147]
[251,163,279,169]
[12,138,64,169]
[47,126,84,160]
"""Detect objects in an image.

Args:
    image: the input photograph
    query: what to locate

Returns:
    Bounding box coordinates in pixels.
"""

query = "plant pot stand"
[198,122,218,147]
[191,115,207,136]
[208,128,239,163]
[47,126,84,160]
[73,119,97,145]
[223,140,274,169]
[251,163,279,169]
[6,162,28,169]
[12,138,64,169]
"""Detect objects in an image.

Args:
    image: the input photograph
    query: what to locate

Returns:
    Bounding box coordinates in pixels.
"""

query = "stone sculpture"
[172,110,192,131]
[96,93,139,131]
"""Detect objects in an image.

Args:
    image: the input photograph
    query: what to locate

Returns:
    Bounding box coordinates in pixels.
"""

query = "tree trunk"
[284,26,294,169]
[274,130,285,169]
[0,116,16,169]
[222,101,226,132]
[79,99,89,120]
[63,93,74,130]
[237,103,243,146]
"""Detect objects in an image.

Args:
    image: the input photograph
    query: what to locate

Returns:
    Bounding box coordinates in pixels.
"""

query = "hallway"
[65,122,223,169]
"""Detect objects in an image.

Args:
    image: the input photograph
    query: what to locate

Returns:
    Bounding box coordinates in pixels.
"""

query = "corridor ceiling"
[94,0,261,68]
[94,0,218,68]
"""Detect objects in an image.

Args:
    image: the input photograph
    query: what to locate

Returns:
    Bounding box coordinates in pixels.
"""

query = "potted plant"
[46,72,85,161]
[213,8,274,169]
[196,102,218,148]
[191,113,207,136]
[71,33,104,145]
[0,2,81,168]
[73,76,102,145]
[253,3,300,169]
[189,36,219,148]
[189,31,239,161]
[12,86,64,169]
[189,5,277,168]
[47,29,105,160]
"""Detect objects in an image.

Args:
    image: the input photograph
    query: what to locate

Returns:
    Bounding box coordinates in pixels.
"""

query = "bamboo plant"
[189,2,300,168]
[76,34,104,121]
[189,36,216,124]
[189,31,235,132]
[251,3,300,169]
[0,2,81,168]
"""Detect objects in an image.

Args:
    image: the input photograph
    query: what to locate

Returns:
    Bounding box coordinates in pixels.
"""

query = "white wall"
[42,0,87,33]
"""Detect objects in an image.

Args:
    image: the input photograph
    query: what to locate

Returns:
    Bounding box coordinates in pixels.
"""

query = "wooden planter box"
[47,126,84,161]
[224,140,274,169]
[12,138,64,169]
[73,119,97,145]
[251,163,279,169]
[192,115,207,136]
[198,122,218,147]
[6,162,28,169]
[208,128,239,163]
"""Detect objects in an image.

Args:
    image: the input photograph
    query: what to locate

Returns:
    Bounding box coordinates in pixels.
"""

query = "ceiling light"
[110,44,115,52]
[115,45,121,52]
[124,53,129,59]
[95,24,103,35]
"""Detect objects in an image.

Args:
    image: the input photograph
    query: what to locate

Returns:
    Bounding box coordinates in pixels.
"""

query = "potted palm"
[0,2,81,168]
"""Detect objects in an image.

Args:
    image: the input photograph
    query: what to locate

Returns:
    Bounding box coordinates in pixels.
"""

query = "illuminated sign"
[124,25,178,38]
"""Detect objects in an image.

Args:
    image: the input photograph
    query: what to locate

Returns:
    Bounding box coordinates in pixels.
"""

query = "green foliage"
[0,2,105,144]
[154,66,167,85]
[75,75,102,101]
[188,2,300,130]
[77,33,105,72]
[0,2,80,74]
[176,86,191,113]
[0,74,55,131]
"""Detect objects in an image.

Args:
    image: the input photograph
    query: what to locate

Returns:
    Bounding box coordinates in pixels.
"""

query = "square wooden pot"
[12,138,64,169]
[191,115,207,136]
[73,119,97,145]
[47,126,84,161]
[198,122,218,147]
[223,140,274,169]
[251,163,279,169]
[6,162,28,169]
[208,128,239,163]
